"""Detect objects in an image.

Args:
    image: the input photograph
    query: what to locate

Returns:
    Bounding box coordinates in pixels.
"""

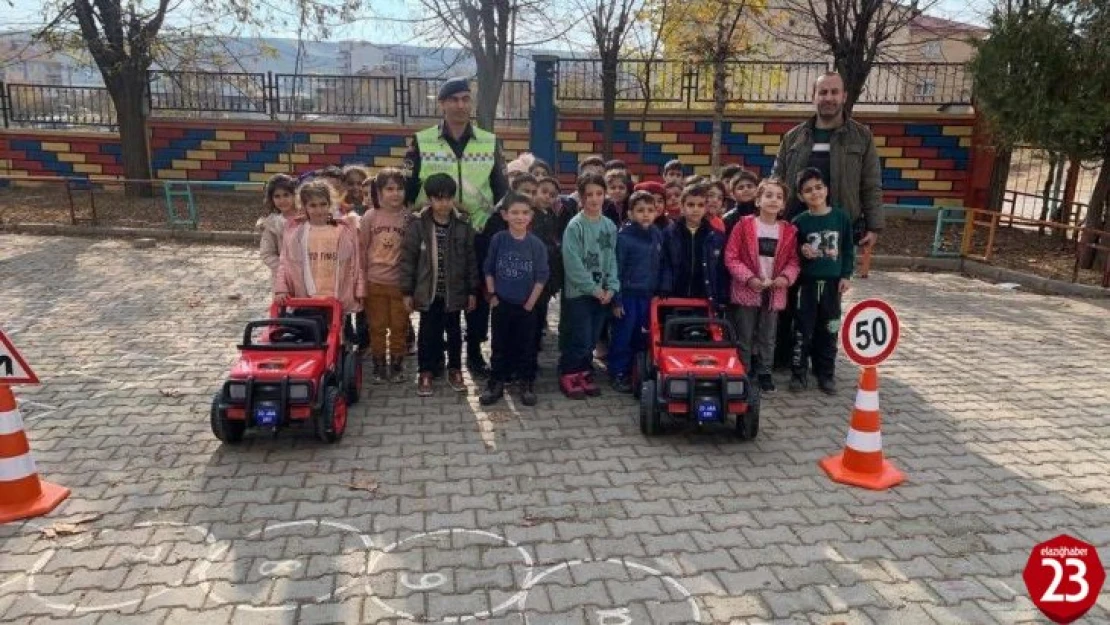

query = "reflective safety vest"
[413,125,498,231]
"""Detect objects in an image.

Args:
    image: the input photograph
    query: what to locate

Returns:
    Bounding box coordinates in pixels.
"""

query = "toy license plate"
[254,405,279,427]
[695,399,720,423]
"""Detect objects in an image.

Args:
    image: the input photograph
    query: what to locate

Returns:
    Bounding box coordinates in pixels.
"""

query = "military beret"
[438,77,472,100]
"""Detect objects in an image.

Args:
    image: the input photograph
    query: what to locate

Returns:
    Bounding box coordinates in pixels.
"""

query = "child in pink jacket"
[724,178,799,394]
[274,180,364,315]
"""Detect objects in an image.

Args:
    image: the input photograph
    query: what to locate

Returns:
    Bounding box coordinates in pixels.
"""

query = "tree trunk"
[1077,158,1110,269]
[475,62,503,132]
[1037,151,1058,234]
[711,60,728,174]
[988,147,1012,211]
[835,57,867,116]
[601,57,618,160]
[111,72,153,197]
[638,65,654,166]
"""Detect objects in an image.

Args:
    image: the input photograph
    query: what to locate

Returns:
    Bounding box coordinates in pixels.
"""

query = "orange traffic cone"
[819,367,904,490]
[0,384,69,523]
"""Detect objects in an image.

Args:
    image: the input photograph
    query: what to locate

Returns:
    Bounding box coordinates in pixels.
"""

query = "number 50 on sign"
[840,299,900,367]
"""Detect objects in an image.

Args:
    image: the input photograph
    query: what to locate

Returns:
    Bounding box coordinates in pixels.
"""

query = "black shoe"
[758,374,776,394]
[520,381,537,406]
[611,375,633,394]
[467,354,491,379]
[479,380,504,406]
[789,374,807,392]
[817,376,837,395]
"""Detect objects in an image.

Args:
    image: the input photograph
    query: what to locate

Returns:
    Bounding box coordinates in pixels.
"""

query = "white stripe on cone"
[845,428,882,453]
[855,389,880,412]
[0,454,36,482]
[0,409,23,436]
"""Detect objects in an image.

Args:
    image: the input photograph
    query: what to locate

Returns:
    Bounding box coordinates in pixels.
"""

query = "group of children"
[259,152,856,407]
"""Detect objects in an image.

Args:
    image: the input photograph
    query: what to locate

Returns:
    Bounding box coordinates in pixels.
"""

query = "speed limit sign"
[841,299,900,367]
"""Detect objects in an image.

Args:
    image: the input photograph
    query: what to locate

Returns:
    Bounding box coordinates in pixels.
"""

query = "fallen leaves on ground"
[41,513,102,538]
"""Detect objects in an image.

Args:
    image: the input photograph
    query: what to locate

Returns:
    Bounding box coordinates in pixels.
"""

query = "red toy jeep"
[634,297,760,438]
[210,297,362,444]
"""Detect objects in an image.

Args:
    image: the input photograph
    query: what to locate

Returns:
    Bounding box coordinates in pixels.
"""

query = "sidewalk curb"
[0,222,256,246]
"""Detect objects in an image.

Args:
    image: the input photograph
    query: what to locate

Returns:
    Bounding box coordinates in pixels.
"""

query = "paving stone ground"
[1,233,1109,625]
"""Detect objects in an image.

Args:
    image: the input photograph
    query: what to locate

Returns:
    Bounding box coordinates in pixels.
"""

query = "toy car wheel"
[639,380,659,436]
[343,350,362,405]
[316,386,347,444]
[210,392,245,444]
[736,384,761,440]
[631,352,647,399]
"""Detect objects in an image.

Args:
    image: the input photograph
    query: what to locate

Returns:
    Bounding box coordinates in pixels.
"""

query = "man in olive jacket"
[771,71,884,247]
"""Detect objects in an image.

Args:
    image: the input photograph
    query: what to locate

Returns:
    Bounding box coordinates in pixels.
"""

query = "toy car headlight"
[227,382,246,400]
[289,383,311,401]
[727,379,746,398]
[667,379,688,397]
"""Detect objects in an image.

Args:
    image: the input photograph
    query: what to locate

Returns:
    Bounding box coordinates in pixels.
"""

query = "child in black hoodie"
[722,168,761,238]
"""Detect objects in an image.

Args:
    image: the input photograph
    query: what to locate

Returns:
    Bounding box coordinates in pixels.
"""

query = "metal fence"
[0,72,533,129]
[555,58,973,109]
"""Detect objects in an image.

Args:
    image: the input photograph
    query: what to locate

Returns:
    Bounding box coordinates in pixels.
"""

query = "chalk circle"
[26,521,216,614]
[366,528,534,622]
[520,558,702,624]
[197,519,374,613]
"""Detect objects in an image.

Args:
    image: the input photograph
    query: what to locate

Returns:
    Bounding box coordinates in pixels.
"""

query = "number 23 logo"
[1041,558,1090,602]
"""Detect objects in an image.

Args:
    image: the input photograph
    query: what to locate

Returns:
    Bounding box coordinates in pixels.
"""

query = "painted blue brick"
[10,140,41,151]
[939,148,969,161]
[100,144,122,155]
[951,159,969,170]
[25,150,58,163]
[277,132,310,143]
[747,155,775,169]
[726,144,765,157]
[882,168,902,180]
[613,132,640,144]
[642,143,662,154]
[183,128,216,140]
[154,148,187,161]
[722,134,749,145]
[884,180,918,191]
[695,121,712,133]
[898,195,933,206]
[218,170,252,182]
[43,161,74,175]
[358,144,393,157]
[231,160,264,172]
[922,136,959,148]
[246,151,276,163]
[905,125,941,137]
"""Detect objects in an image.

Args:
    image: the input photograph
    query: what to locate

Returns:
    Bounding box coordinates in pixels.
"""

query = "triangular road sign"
[0,330,39,384]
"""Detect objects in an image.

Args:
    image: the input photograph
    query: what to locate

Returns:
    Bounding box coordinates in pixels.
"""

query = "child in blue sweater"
[609,191,663,393]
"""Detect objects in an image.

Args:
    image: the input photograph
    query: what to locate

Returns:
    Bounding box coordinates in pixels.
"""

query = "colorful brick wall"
[555,112,975,207]
[0,120,531,187]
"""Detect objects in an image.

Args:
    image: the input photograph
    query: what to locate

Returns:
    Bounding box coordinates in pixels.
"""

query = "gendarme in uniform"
[403,77,508,231]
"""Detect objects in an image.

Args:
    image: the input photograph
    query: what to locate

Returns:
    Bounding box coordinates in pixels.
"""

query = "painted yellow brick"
[265,163,293,173]
[629,121,661,132]
[294,143,325,154]
[683,154,710,165]
[935,197,964,207]
[664,144,694,155]
[0,159,10,169]
[391,146,409,157]
[201,140,232,151]
[884,158,919,169]
[918,180,953,191]
[959,137,972,148]
[215,130,246,141]
[747,134,780,145]
[873,135,887,147]
[249,172,273,182]
[234,184,260,192]
[158,169,187,180]
[645,132,677,143]
[171,159,201,170]
[186,150,218,161]
[877,147,903,158]
[562,142,594,153]
[57,152,86,163]
[943,126,973,137]
[41,142,70,152]
[72,163,102,174]
[375,156,404,167]
[310,133,341,144]
[732,123,765,134]
[557,131,579,142]
[278,153,310,164]
[903,169,936,180]
[693,165,714,176]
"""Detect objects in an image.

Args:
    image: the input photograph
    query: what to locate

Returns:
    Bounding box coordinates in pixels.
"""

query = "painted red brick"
[12,160,46,172]
[937,170,968,181]
[188,169,217,181]
[4,150,26,161]
[344,134,373,144]
[216,150,248,161]
[150,138,170,150]
[694,143,712,155]
[677,133,704,144]
[904,147,939,159]
[207,160,232,171]
[560,119,594,132]
[234,141,263,152]
[761,122,793,135]
[102,164,124,176]
[921,159,955,170]
[153,127,185,139]
[887,136,922,147]
[325,143,357,155]
[662,121,695,133]
[578,131,603,143]
[870,124,906,136]
[246,130,278,141]
[69,142,101,154]
[86,154,119,165]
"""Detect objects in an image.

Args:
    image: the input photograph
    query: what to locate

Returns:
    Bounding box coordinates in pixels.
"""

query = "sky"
[5,0,990,50]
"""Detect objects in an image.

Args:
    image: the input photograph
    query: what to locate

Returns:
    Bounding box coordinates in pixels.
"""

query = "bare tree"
[630,0,675,166]
[768,0,942,112]
[581,0,643,158]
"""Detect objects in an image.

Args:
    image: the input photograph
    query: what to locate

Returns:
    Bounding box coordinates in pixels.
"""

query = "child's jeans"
[418,297,462,373]
[732,294,778,377]
[608,294,651,379]
[491,301,539,383]
[557,296,608,374]
[791,278,841,381]
[366,282,407,360]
